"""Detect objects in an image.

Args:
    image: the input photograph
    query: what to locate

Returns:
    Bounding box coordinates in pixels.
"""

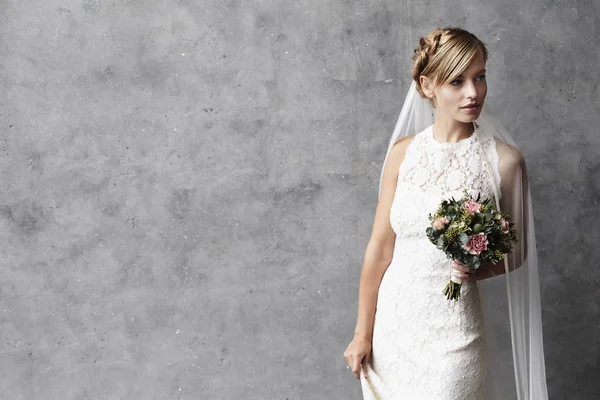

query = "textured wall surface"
[0,0,598,399]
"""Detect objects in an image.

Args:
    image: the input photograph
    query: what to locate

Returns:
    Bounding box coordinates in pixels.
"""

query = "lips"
[461,103,481,113]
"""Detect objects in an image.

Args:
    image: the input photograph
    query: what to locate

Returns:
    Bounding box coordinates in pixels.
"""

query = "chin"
[456,114,480,123]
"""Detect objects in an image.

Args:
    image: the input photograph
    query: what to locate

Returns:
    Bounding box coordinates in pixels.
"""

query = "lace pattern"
[391,125,502,239]
[360,125,502,400]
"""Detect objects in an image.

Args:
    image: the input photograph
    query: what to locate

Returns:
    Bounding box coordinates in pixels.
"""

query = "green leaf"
[459,233,469,245]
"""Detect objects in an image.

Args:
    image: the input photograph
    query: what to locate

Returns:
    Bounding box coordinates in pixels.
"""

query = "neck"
[432,115,475,143]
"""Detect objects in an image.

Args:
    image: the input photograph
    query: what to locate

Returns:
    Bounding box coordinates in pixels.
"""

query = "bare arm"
[353,136,414,340]
[475,142,529,281]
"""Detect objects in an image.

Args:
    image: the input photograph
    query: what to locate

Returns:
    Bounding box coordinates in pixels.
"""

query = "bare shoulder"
[391,135,416,152]
[385,135,416,169]
[494,139,526,172]
[378,135,416,199]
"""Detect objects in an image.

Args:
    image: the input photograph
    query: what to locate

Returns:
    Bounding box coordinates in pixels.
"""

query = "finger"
[345,353,353,369]
[452,261,468,272]
[362,354,369,379]
[452,269,470,281]
[352,355,362,380]
[453,265,468,274]
[344,351,351,366]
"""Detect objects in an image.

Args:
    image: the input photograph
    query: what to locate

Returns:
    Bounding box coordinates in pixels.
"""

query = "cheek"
[479,83,488,97]
[437,89,461,109]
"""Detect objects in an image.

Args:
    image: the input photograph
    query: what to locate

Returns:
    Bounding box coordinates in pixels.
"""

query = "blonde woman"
[343,27,548,399]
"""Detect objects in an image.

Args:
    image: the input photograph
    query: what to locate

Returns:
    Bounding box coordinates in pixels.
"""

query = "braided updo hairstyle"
[411,27,488,103]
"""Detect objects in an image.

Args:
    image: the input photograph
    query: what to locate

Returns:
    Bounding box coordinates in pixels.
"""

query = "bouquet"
[426,189,518,301]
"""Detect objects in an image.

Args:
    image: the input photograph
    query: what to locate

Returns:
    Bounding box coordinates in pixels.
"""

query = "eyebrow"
[456,69,487,78]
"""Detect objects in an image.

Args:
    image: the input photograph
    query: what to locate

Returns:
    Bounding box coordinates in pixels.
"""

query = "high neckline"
[427,123,478,148]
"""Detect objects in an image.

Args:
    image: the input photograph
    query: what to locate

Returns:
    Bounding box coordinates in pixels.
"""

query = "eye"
[450,79,463,86]
[475,74,486,82]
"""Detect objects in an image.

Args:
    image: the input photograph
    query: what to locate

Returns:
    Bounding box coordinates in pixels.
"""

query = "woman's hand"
[451,259,476,282]
[343,335,372,380]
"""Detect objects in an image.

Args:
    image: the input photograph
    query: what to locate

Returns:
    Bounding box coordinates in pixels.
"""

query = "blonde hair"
[411,27,488,100]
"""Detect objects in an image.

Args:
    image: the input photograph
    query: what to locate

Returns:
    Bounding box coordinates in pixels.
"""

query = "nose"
[464,82,477,99]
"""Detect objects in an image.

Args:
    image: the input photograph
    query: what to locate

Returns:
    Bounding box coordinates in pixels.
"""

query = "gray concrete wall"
[0,0,598,399]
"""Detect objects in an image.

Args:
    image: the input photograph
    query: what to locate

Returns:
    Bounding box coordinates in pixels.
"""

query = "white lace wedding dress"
[360,124,502,399]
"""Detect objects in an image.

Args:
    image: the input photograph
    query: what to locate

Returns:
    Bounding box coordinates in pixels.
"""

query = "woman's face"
[428,50,488,124]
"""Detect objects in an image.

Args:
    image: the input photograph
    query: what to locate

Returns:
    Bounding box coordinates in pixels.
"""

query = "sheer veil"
[379,81,549,399]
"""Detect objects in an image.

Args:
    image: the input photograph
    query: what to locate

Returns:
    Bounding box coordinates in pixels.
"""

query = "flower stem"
[442,281,462,301]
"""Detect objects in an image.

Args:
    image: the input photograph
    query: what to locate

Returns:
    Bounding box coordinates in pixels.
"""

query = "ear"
[420,75,435,99]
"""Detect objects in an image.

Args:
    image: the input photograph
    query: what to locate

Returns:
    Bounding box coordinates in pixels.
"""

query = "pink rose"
[432,216,449,230]
[500,219,510,234]
[461,199,482,215]
[462,232,489,255]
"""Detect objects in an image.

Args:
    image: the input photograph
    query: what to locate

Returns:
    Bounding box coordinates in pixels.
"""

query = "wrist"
[354,330,372,341]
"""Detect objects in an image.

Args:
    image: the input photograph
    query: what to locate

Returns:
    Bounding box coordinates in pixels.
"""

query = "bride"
[343,27,548,399]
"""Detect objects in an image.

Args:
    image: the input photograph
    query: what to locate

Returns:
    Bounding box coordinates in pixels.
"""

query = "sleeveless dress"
[360,124,502,400]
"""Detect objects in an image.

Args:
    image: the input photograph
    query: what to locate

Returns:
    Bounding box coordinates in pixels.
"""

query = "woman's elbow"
[365,237,395,266]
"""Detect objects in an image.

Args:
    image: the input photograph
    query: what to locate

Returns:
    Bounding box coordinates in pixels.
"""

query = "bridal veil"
[378,81,549,399]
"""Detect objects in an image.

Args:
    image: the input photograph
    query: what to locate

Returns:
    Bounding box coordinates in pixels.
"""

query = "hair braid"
[410,27,488,101]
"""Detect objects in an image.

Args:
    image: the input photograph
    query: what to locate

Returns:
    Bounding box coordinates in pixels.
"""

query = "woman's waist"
[388,239,453,276]
[392,235,438,255]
